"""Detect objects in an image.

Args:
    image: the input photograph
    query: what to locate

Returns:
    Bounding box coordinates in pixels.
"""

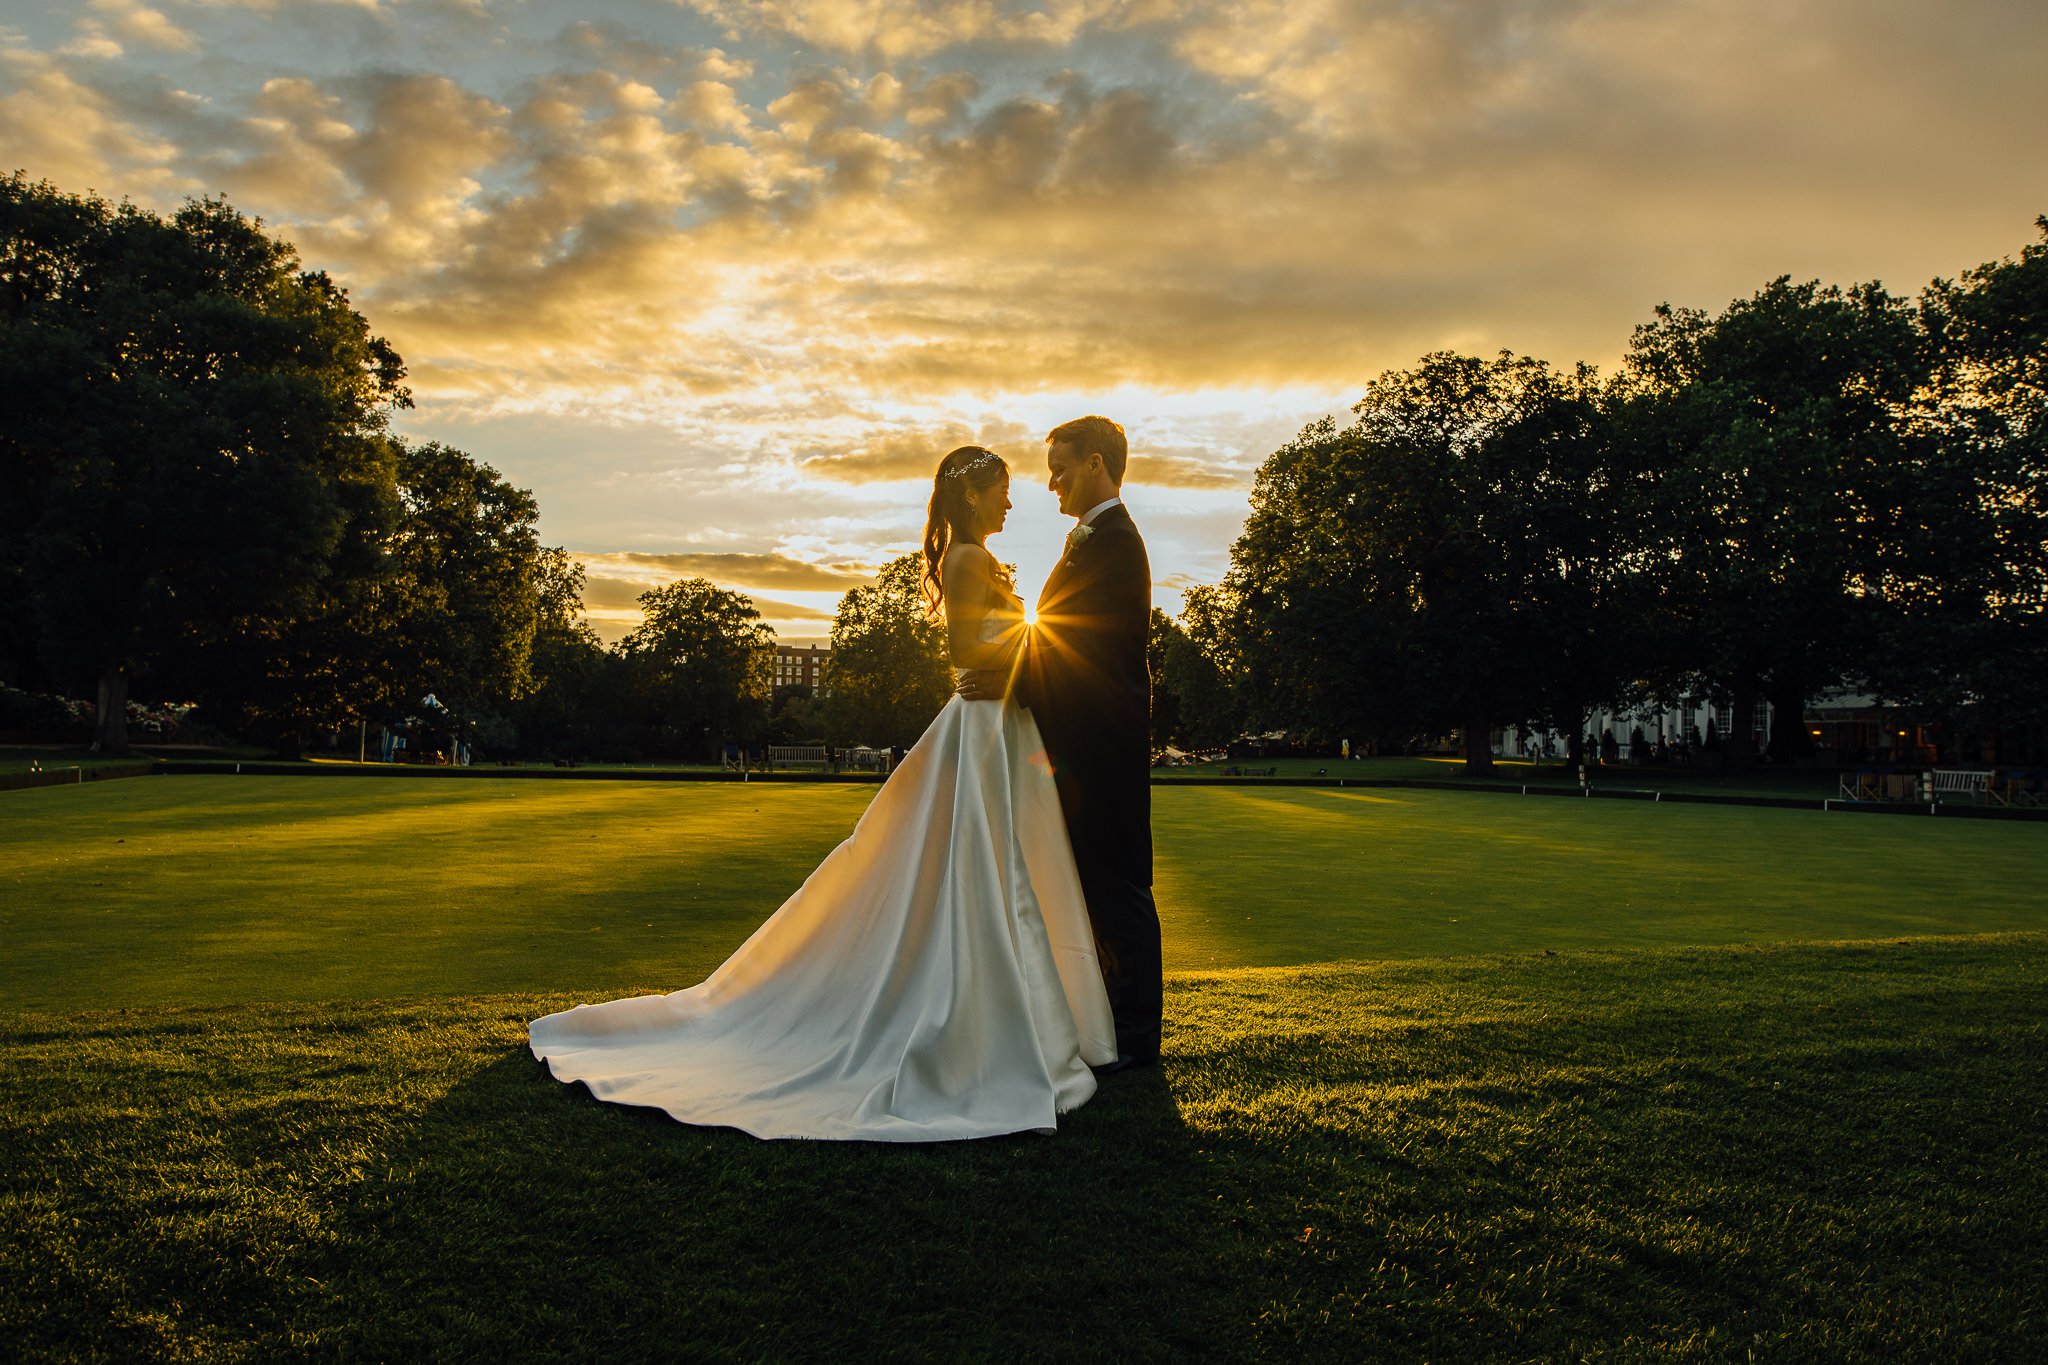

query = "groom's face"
[1046,441,1095,518]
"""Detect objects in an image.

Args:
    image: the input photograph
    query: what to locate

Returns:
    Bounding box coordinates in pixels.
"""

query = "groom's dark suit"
[1017,501,1162,1062]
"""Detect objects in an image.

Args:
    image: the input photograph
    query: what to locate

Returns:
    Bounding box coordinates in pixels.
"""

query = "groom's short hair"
[1046,415,1128,485]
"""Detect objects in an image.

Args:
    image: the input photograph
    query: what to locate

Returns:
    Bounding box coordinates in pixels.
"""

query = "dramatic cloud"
[798,418,1034,482]
[590,552,878,592]
[3,0,2043,623]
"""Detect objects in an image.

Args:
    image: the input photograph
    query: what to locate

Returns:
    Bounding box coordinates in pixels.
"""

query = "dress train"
[528,695,1117,1141]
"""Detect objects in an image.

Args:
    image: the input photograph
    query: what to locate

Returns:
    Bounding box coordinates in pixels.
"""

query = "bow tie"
[1064,523,1094,554]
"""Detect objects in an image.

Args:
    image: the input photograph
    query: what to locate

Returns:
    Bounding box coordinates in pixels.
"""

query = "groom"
[960,415,1162,1072]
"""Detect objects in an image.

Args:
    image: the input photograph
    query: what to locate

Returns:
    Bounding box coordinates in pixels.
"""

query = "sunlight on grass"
[2,776,2043,1011]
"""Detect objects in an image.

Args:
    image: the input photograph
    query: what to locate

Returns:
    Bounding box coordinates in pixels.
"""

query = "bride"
[529,445,1119,1140]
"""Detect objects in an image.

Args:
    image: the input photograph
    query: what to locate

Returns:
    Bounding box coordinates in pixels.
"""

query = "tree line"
[1154,222,2048,770]
[0,176,978,762]
[5,174,2040,767]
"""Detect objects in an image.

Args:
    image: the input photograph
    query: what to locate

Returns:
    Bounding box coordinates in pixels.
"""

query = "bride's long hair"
[922,445,1009,616]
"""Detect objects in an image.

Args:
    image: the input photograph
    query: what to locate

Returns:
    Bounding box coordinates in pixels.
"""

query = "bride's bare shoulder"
[942,541,995,579]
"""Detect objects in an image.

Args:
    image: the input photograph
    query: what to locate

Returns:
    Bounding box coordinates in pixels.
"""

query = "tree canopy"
[824,553,953,750]
[616,579,775,759]
[0,175,408,752]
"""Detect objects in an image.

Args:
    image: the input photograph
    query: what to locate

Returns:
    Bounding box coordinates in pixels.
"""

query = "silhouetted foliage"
[1226,352,1630,772]
[0,175,409,752]
[824,554,953,749]
[616,579,775,760]
[1612,278,1924,765]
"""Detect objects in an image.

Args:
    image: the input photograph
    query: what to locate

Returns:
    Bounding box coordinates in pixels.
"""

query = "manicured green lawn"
[2,777,2042,1011]
[3,938,2042,1359]
[1161,753,1845,801]
[4,777,2044,1358]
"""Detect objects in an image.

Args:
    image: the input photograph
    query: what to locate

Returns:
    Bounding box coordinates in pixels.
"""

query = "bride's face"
[969,475,1012,539]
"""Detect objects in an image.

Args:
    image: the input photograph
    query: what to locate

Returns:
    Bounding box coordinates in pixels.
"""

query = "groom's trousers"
[1078,864,1162,1061]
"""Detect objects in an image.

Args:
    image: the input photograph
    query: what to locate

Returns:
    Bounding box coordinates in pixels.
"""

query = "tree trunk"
[1766,676,1814,764]
[95,665,130,755]
[1724,677,1758,770]
[1463,708,1494,774]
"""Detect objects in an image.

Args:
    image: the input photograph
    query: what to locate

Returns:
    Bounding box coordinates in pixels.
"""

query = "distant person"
[531,443,1118,1141]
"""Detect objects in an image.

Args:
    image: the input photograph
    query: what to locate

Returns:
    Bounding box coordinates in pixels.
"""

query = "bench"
[1931,768,1994,804]
[767,745,830,771]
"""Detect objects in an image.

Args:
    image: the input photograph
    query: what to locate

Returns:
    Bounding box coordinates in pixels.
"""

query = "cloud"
[578,574,660,612]
[795,418,1253,489]
[589,551,878,591]
[4,0,2047,617]
[798,417,1033,482]
[739,594,836,621]
[89,0,199,54]
[0,47,192,197]
[1128,450,1256,490]
[682,0,1124,61]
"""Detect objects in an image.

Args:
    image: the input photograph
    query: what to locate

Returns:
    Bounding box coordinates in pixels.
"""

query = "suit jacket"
[1019,502,1153,886]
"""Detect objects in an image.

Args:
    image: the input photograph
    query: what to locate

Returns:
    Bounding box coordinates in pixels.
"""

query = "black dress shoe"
[1090,1053,1155,1077]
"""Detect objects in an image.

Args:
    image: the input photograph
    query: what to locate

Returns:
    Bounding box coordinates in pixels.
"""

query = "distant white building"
[1496,698,1775,760]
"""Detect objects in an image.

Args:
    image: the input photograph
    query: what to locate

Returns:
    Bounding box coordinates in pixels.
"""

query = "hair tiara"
[940,448,1004,481]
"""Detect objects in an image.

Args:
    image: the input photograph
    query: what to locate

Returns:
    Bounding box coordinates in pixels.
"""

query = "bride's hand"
[955,668,1007,702]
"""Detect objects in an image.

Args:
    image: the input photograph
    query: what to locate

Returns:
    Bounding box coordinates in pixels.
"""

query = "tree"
[380,441,547,725]
[0,176,408,752]
[1903,218,2048,757]
[1145,609,1183,748]
[502,546,610,760]
[1148,602,1239,750]
[1227,352,1620,772]
[1177,583,1248,749]
[764,682,827,746]
[617,578,774,758]
[1614,278,1924,765]
[824,553,953,749]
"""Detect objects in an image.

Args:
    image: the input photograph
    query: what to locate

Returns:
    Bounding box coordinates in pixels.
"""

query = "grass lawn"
[3,777,2045,1357]
[3,938,2043,1359]
[3,777,2045,1009]
[1161,754,1846,801]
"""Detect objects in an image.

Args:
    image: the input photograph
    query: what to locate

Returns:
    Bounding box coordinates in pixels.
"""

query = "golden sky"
[5,0,2044,641]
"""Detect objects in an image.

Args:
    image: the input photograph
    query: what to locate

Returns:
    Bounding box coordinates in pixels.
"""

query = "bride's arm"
[942,544,1020,675]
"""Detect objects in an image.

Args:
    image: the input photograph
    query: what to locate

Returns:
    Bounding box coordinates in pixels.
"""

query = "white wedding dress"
[528,643,1118,1141]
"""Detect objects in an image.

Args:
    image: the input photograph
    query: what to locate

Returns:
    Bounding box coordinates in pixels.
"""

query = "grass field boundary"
[0,764,157,794]
[131,759,2048,820]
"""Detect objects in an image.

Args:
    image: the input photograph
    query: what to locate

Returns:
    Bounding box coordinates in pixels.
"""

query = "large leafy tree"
[501,546,612,760]
[617,578,774,758]
[1148,603,1239,750]
[1904,219,2048,754]
[1227,352,1621,771]
[1614,279,1924,764]
[381,441,546,720]
[0,175,408,752]
[824,553,953,749]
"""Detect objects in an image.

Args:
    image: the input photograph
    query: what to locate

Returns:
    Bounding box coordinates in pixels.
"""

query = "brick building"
[774,643,830,696]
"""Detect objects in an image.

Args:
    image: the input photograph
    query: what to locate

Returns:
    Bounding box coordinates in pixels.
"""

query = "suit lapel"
[1038,503,1134,608]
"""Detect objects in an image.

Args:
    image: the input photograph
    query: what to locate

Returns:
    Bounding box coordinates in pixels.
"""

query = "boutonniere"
[1064,523,1095,554]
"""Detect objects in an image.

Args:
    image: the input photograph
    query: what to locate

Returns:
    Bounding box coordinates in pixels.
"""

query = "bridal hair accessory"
[941,448,1004,481]
[1064,523,1094,553]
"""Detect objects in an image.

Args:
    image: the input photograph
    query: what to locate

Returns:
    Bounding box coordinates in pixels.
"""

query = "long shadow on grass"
[316,1046,1246,1361]
[7,939,2045,1361]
